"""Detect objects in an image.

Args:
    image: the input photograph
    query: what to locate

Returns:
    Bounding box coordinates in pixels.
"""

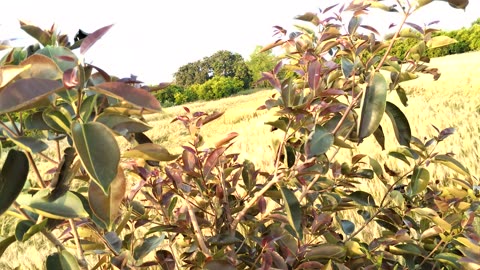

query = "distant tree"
[246,45,278,88]
[174,50,252,89]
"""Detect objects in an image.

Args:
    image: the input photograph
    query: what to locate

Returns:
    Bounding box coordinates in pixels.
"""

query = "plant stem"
[26,151,47,188]
[6,113,21,135]
[332,10,411,136]
[68,219,88,269]
[13,202,65,251]
[38,152,60,164]
[184,198,211,257]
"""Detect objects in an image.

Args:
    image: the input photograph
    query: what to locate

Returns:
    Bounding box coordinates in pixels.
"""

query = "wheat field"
[0,52,479,269]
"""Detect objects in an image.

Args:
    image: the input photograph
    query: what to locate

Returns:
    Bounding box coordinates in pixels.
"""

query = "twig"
[184,199,211,257]
[68,219,88,270]
[26,151,47,188]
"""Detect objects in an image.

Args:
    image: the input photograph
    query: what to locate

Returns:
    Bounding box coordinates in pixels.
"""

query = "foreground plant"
[0,0,479,269]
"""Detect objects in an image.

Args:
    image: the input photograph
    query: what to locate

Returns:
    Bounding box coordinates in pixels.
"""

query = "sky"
[0,0,478,85]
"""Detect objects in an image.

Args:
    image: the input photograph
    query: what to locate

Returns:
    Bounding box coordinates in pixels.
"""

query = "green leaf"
[0,149,29,216]
[388,151,411,165]
[133,235,165,260]
[340,220,355,235]
[19,21,51,46]
[434,253,462,268]
[93,82,161,112]
[307,125,334,157]
[369,157,384,179]
[88,167,126,230]
[9,136,48,154]
[123,143,179,162]
[389,243,424,256]
[96,113,151,135]
[358,72,387,142]
[15,219,48,242]
[433,155,470,176]
[407,166,430,196]
[348,191,377,207]
[0,78,62,114]
[304,243,347,260]
[79,94,99,122]
[27,190,89,219]
[0,235,16,257]
[427,36,457,49]
[280,187,302,239]
[341,57,354,78]
[43,106,73,134]
[24,111,51,130]
[72,121,120,193]
[373,125,385,150]
[46,250,80,270]
[385,102,411,147]
[36,46,78,72]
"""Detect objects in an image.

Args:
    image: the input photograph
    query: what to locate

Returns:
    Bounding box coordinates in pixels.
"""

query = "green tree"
[174,50,252,89]
[246,45,278,88]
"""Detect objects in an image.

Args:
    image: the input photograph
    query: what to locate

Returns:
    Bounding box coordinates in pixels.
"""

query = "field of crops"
[1,51,479,269]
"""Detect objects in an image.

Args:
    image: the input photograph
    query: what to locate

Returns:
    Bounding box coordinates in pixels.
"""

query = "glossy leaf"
[203,147,226,179]
[348,191,377,206]
[0,78,62,114]
[308,60,322,91]
[385,102,411,147]
[43,106,73,134]
[434,253,462,268]
[123,143,178,162]
[15,219,47,242]
[49,147,79,200]
[72,121,120,193]
[0,150,29,216]
[427,36,457,49]
[27,190,88,219]
[433,154,470,176]
[304,243,347,260]
[36,46,78,72]
[80,24,114,55]
[96,113,151,135]
[133,235,165,260]
[19,21,51,46]
[46,250,80,270]
[88,167,126,230]
[0,235,16,257]
[19,54,62,80]
[0,64,30,88]
[307,125,334,157]
[340,220,355,235]
[24,111,50,130]
[93,82,161,112]
[407,166,430,196]
[358,72,387,142]
[389,244,424,256]
[280,187,302,239]
[8,136,48,153]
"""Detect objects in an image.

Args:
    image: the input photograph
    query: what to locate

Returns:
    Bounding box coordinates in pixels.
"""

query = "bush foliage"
[0,1,479,270]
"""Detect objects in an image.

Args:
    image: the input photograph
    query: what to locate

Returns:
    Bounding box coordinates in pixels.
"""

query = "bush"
[0,1,478,269]
[195,76,244,100]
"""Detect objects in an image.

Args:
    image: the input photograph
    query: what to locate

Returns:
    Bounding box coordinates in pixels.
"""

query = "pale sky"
[1,0,478,85]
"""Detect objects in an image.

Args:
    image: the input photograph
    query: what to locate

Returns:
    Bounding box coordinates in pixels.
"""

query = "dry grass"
[1,52,479,268]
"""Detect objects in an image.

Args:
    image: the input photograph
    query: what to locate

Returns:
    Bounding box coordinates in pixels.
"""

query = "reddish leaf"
[0,78,62,114]
[63,67,79,89]
[203,147,227,179]
[308,61,322,91]
[80,24,114,55]
[93,82,161,112]
[202,111,224,125]
[260,39,286,53]
[19,54,63,80]
[214,132,238,148]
